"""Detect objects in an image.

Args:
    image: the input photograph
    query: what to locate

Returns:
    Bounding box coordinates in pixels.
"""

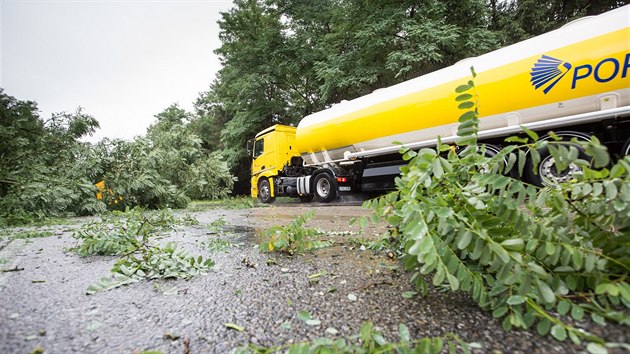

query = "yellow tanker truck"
[248,5,630,203]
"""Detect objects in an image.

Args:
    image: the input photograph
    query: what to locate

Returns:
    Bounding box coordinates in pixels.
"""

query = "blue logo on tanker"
[531,53,630,94]
[530,55,572,94]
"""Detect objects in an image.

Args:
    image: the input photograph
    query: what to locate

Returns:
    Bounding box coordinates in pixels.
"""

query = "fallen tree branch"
[352,280,394,291]
[0,266,24,273]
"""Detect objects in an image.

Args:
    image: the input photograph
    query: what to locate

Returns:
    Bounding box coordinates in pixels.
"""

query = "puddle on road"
[214,225,260,245]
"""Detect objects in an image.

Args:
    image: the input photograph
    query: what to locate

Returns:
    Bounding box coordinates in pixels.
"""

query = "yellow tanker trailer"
[249,5,630,203]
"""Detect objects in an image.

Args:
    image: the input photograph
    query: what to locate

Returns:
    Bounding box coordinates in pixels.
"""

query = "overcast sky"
[1,0,234,142]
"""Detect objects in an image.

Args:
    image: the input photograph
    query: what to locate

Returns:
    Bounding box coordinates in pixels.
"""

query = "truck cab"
[248,125,300,202]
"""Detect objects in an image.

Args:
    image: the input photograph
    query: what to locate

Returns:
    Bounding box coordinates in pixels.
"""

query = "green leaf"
[536,318,551,336]
[586,342,608,354]
[557,300,571,315]
[595,283,608,295]
[570,305,585,320]
[447,274,460,291]
[492,306,508,318]
[500,238,524,252]
[224,323,245,332]
[489,242,510,263]
[455,93,473,102]
[86,274,138,295]
[305,319,321,326]
[591,313,606,326]
[457,230,473,250]
[408,239,423,256]
[373,333,387,346]
[527,262,548,277]
[297,310,311,322]
[586,145,610,168]
[402,291,417,299]
[507,295,525,305]
[572,251,584,270]
[359,322,373,343]
[518,149,527,177]
[550,325,567,341]
[458,101,474,109]
[568,330,581,345]
[505,136,529,144]
[618,282,630,302]
[455,84,473,93]
[458,111,476,122]
[399,324,410,343]
[433,158,444,178]
[432,266,445,286]
[521,126,539,141]
[537,280,556,304]
[605,181,618,200]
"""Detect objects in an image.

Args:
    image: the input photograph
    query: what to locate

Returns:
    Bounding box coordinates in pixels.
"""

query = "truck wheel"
[525,133,590,187]
[313,173,336,203]
[622,137,630,155]
[258,178,275,204]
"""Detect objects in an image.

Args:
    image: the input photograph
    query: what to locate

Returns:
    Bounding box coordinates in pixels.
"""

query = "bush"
[365,69,630,351]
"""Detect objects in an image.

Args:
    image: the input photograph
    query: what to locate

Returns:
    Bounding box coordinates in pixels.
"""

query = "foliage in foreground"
[87,241,214,295]
[259,212,332,254]
[71,208,213,294]
[235,321,472,354]
[364,70,629,352]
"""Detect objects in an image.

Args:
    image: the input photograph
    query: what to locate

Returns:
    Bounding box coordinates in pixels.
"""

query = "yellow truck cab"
[248,125,300,203]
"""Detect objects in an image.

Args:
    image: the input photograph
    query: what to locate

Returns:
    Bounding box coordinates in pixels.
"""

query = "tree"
[196,0,628,196]
[0,89,105,223]
[97,105,235,209]
[488,0,630,45]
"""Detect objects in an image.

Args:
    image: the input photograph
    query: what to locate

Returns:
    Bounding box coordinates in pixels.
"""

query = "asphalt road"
[0,204,626,353]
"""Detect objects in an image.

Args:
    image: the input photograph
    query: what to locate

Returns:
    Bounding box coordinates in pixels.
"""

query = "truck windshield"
[253,138,264,158]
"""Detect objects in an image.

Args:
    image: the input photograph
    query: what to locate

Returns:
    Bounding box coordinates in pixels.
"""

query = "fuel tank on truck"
[295,5,630,165]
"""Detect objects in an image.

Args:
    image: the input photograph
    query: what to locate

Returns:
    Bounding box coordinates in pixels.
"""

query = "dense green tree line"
[191,0,628,194]
[1,0,626,221]
[0,91,233,224]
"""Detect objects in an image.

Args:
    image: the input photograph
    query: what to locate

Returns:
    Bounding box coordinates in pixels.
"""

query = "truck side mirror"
[246,139,253,157]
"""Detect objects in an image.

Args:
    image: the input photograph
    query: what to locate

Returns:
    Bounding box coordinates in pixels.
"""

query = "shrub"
[365,69,630,351]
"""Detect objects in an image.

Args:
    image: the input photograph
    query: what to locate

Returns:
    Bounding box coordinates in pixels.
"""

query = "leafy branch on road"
[259,211,333,254]
[234,321,474,354]
[71,208,214,294]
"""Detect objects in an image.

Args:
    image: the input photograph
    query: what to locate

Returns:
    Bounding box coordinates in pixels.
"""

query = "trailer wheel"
[525,132,590,187]
[258,178,275,204]
[313,173,336,203]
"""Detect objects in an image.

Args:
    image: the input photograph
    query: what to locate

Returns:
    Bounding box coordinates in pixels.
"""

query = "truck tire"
[524,132,590,187]
[258,178,275,204]
[313,173,336,203]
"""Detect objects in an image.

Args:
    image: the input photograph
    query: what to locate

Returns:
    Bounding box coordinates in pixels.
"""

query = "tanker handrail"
[344,106,630,160]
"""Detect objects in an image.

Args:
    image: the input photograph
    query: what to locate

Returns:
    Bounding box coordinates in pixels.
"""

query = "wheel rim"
[316,178,330,197]
[260,182,270,200]
[539,155,581,186]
